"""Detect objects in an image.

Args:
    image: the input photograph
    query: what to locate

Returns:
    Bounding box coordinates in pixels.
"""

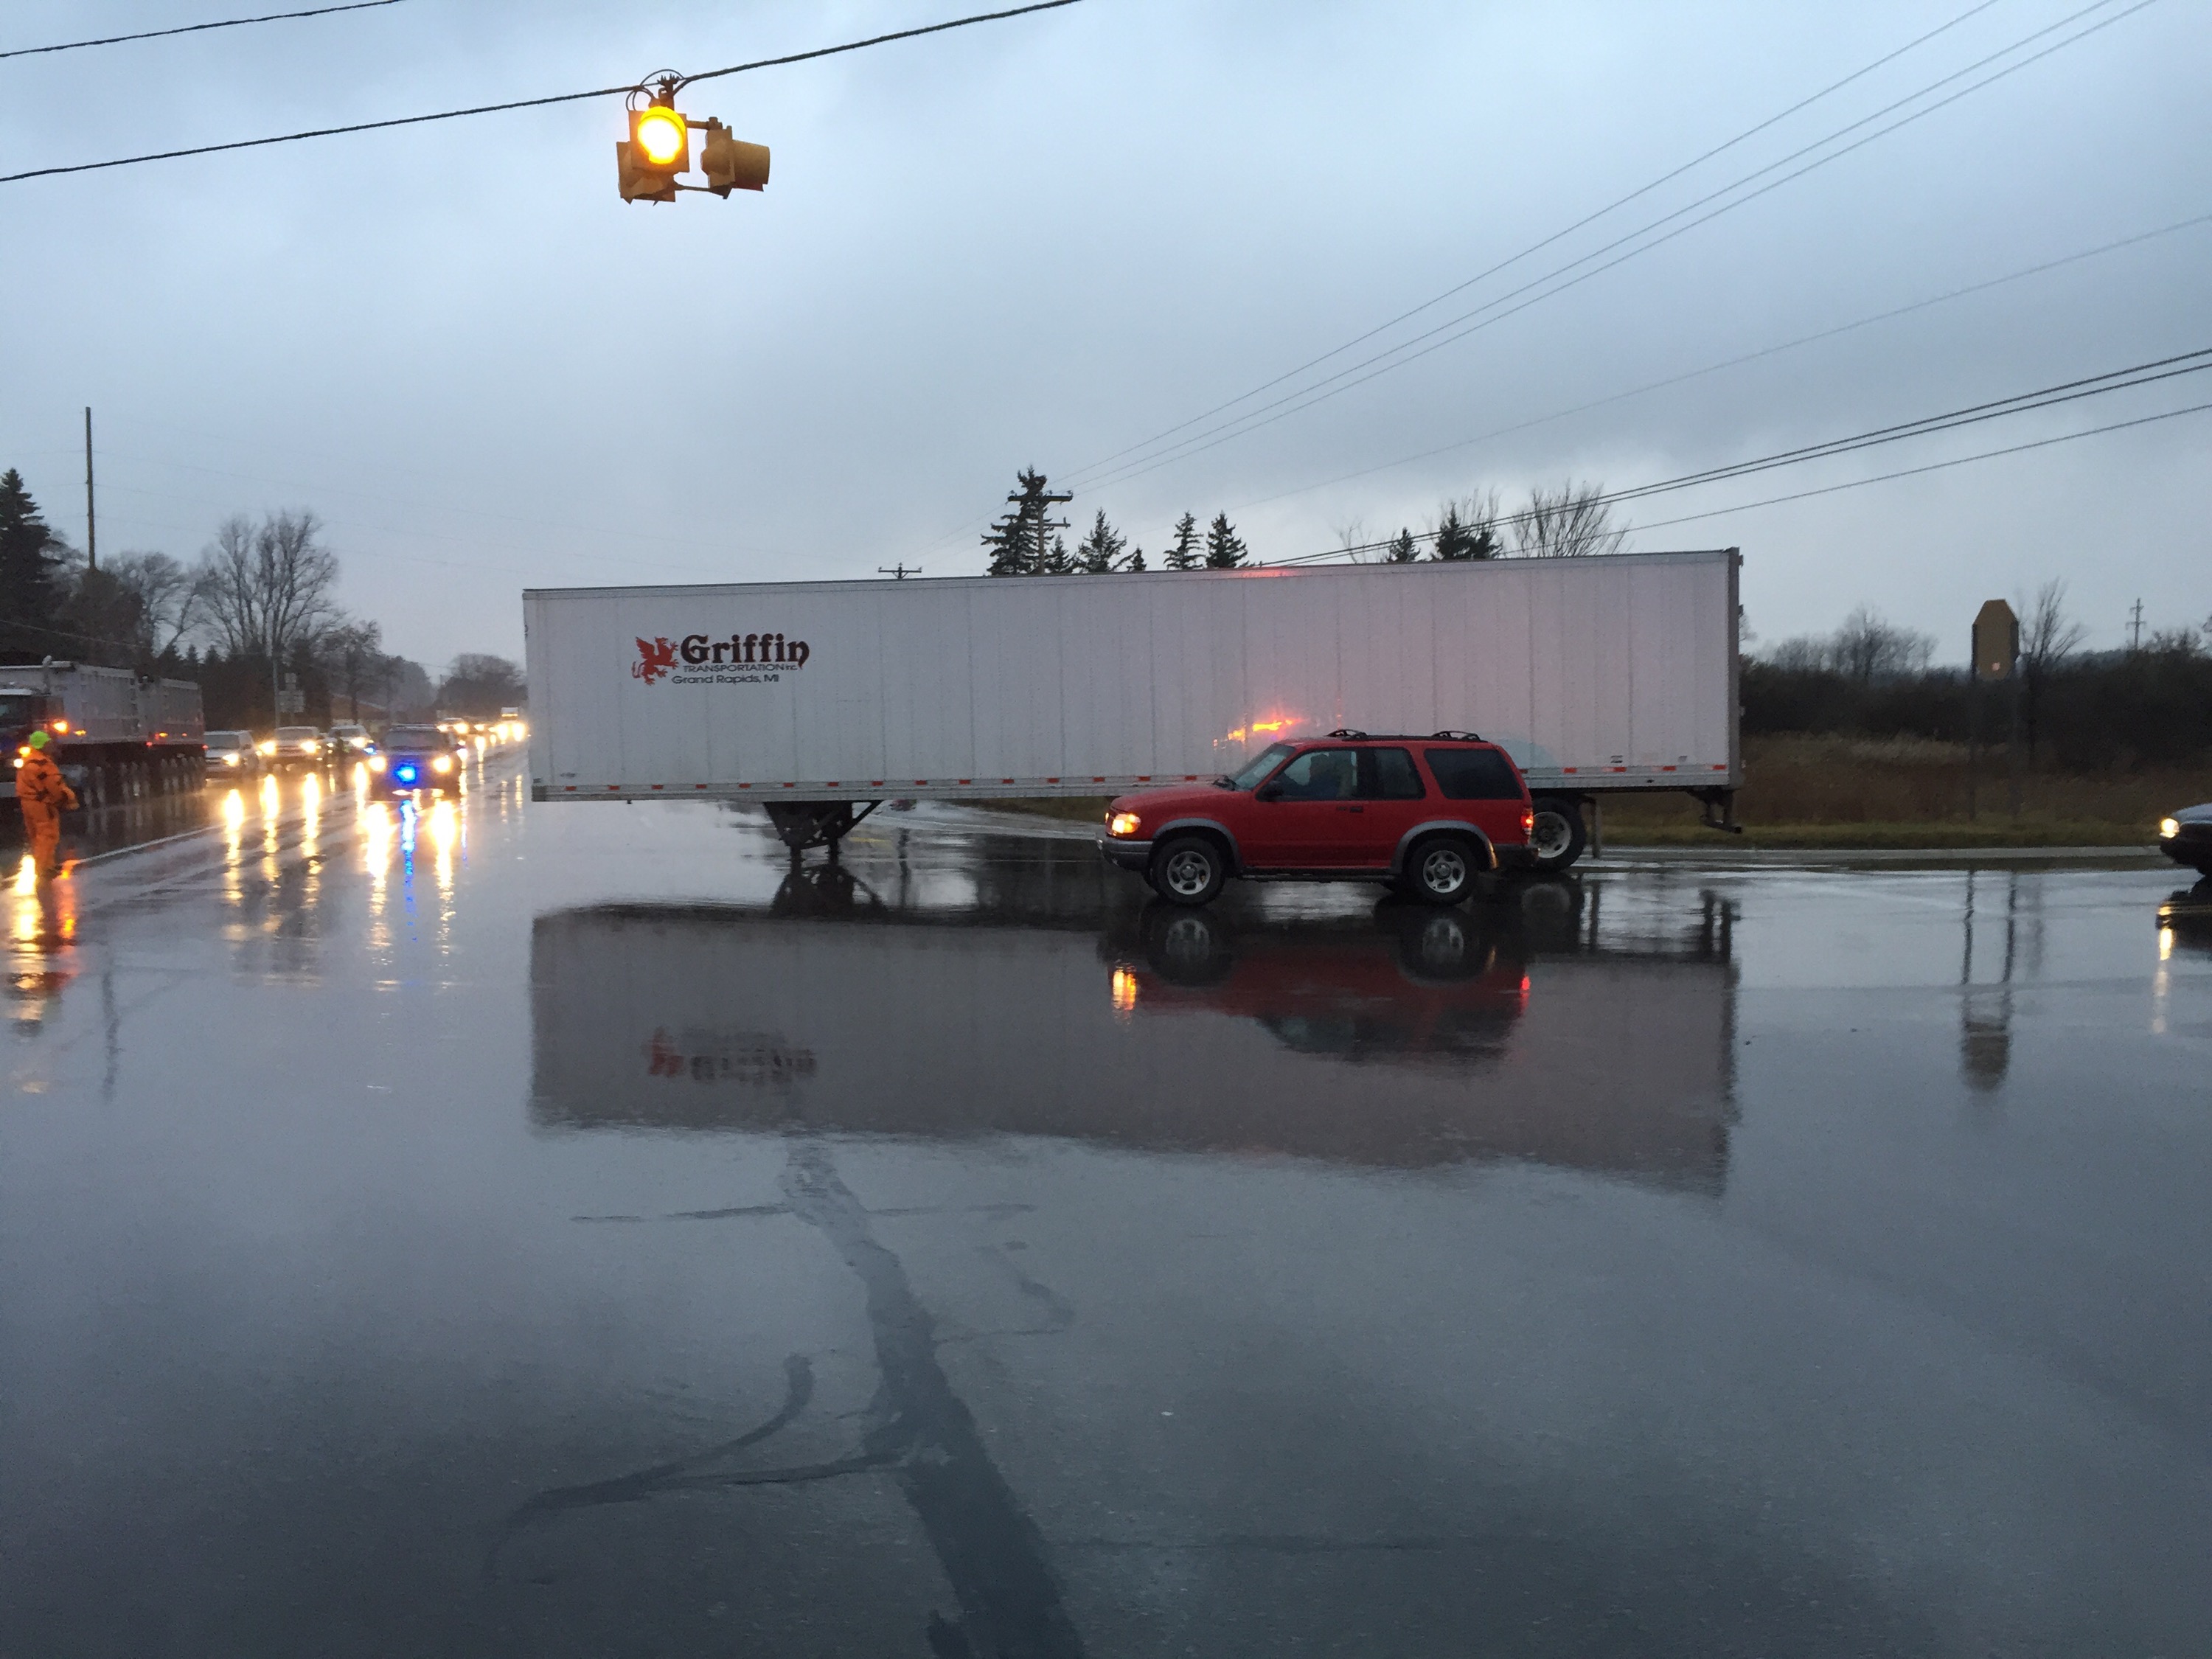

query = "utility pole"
[2128,598,2144,651]
[83,407,96,572]
[877,563,922,580]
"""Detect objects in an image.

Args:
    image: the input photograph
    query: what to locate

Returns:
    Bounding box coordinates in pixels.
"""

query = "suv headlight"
[369,754,387,773]
[432,754,453,774]
[2161,817,2181,838]
[1108,812,1142,838]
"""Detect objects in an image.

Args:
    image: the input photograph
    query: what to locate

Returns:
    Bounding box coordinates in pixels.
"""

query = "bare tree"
[194,509,340,663]
[2017,577,2087,763]
[1332,518,1370,562]
[321,618,383,721]
[1829,605,1935,684]
[1512,481,1626,558]
[106,551,204,658]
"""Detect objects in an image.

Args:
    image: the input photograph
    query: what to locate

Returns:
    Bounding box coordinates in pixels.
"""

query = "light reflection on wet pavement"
[4,757,2208,1656]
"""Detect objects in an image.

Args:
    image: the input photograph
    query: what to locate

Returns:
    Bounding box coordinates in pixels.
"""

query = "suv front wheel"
[1404,835,1482,905]
[1150,835,1228,907]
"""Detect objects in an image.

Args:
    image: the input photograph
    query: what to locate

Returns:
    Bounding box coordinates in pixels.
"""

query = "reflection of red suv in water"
[1100,731,1537,907]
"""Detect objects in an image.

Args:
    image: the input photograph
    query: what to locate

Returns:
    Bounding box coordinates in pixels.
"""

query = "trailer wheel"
[1528,797,1588,873]
[1150,835,1227,907]
[1403,834,1481,905]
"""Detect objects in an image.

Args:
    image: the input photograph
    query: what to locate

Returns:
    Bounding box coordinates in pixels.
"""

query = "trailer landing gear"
[762,801,881,861]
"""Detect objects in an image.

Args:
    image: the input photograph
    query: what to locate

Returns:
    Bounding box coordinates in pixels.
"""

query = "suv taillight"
[1522,808,1535,835]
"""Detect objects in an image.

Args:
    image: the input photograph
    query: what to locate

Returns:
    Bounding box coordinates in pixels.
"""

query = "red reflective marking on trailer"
[1660,765,1677,773]
[782,782,797,789]
[1091,776,1105,783]
[1711,764,1728,770]
[696,784,708,790]
[871,780,884,787]
[605,785,619,791]
[914,780,928,786]
[1001,778,1014,785]
[563,785,577,792]
[1137,776,1151,782]
[1562,767,1579,773]
[1184,774,1197,781]
[1046,777,1060,784]
[651,784,664,790]
[957,779,971,785]
[738,782,751,789]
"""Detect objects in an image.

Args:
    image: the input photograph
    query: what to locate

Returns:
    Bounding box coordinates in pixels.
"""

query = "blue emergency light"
[394,763,420,785]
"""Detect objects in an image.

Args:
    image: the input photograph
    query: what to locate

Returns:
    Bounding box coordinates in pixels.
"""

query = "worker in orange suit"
[15,730,78,880]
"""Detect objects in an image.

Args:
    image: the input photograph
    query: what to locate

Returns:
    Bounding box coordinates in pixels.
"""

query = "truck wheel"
[1528,797,1588,873]
[1150,835,1227,907]
[1404,835,1481,905]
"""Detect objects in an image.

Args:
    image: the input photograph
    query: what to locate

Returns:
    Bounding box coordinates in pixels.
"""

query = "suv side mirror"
[1255,782,1283,803]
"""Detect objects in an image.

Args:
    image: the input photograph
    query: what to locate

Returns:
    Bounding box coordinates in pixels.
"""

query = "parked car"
[203,729,262,780]
[1099,730,1537,908]
[2159,804,2212,876]
[366,724,465,799]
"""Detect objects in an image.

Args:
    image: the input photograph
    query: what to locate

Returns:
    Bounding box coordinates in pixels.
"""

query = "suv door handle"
[1338,804,1363,813]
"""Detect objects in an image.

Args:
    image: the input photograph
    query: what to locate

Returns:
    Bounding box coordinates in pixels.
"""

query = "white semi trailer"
[524,549,1741,871]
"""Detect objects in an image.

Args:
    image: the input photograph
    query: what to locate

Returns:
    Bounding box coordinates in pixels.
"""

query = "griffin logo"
[633,636,678,684]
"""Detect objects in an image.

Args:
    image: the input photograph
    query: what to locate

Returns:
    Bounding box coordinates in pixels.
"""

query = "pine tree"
[1121,545,1147,573]
[1043,533,1073,576]
[1385,526,1420,563]
[1074,509,1125,574]
[0,468,67,657]
[1203,512,1247,569]
[1432,493,1502,561]
[1163,512,1202,571]
[982,467,1072,577]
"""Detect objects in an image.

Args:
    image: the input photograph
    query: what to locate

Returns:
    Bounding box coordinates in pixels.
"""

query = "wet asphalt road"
[4,751,2209,1658]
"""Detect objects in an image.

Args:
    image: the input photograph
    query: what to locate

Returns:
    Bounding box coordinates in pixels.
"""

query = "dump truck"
[1,661,206,807]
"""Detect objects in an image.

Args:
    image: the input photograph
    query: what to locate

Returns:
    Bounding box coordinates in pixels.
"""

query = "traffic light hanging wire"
[0,0,407,61]
[0,0,1085,184]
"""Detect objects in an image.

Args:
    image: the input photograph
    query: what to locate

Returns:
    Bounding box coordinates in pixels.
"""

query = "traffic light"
[700,119,771,195]
[616,102,689,204]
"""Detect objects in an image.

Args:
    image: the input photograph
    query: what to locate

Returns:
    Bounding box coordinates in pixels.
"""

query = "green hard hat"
[26,729,49,748]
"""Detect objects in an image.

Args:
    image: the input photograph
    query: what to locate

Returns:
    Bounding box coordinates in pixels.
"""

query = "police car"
[366,724,465,797]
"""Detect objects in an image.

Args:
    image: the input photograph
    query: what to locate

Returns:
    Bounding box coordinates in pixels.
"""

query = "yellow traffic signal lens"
[636,107,686,166]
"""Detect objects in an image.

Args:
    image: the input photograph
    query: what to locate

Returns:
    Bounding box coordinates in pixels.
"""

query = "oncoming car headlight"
[369,754,387,773]
[1107,812,1142,838]
[431,754,454,774]
[222,753,242,767]
[2160,817,2181,838]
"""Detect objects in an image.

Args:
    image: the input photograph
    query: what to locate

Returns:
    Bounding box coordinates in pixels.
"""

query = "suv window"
[1424,746,1523,800]
[1360,748,1426,801]
[1270,748,1358,801]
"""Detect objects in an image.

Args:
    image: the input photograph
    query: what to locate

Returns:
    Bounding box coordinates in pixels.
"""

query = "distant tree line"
[1747,582,2212,770]
[980,472,1627,576]
[1,466,521,730]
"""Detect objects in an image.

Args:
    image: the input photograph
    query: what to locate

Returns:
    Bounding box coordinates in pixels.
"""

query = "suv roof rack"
[1304,728,1489,742]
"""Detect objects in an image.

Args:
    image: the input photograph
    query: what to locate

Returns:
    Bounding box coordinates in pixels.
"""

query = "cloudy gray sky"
[2,0,2205,672]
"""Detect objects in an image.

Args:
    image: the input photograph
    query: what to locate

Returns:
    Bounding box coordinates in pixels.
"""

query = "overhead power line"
[1272,347,2212,563]
[0,0,406,61]
[0,0,1084,184]
[1062,0,2006,485]
[1616,400,2212,537]
[1228,208,2212,515]
[1065,0,2162,495]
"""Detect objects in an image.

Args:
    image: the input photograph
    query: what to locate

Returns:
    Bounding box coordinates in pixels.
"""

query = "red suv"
[1100,730,1537,907]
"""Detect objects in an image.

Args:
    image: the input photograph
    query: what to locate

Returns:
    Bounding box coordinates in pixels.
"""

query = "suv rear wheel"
[1150,835,1228,907]
[1404,834,1481,905]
